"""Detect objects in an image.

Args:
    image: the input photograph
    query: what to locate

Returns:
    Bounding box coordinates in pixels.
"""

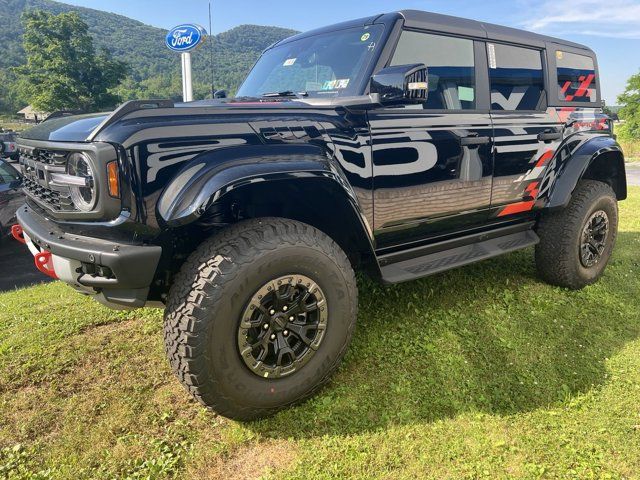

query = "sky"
[61,0,640,104]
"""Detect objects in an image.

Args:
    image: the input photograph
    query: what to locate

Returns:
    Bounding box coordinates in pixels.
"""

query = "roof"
[274,10,591,53]
[17,105,48,115]
[398,10,591,51]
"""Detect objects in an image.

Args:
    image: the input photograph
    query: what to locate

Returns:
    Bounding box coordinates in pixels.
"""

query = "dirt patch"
[194,439,299,480]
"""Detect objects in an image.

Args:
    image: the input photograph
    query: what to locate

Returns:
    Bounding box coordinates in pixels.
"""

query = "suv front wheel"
[164,218,358,420]
[535,180,618,289]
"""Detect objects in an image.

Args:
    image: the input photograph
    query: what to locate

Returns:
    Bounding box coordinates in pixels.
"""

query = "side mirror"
[370,64,428,106]
[214,89,227,99]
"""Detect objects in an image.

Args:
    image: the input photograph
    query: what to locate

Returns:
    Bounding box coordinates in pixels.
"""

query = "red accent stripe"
[560,81,572,95]
[535,150,554,167]
[525,181,540,199]
[498,201,536,217]
[574,74,595,98]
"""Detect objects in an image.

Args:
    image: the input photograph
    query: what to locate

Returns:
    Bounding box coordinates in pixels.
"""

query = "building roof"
[17,105,48,115]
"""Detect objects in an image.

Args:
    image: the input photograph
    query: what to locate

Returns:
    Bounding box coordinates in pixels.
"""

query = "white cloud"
[519,0,640,39]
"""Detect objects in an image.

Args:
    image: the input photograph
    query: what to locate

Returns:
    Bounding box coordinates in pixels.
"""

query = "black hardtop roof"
[399,10,592,51]
[275,10,592,53]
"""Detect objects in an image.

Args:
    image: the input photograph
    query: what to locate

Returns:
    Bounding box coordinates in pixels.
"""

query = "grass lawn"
[1,189,640,479]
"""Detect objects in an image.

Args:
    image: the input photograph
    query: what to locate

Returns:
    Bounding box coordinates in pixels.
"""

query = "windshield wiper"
[261,91,308,98]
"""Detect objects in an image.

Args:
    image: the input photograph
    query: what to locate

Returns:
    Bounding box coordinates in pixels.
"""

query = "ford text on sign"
[165,24,206,52]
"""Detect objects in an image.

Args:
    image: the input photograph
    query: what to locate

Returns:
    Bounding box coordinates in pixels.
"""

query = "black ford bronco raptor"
[13,10,626,420]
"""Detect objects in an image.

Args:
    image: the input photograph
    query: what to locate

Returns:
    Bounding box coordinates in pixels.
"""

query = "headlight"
[67,153,97,212]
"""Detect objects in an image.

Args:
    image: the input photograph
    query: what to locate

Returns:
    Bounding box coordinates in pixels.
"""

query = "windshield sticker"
[322,80,337,90]
[322,79,350,90]
[361,32,370,42]
[283,58,297,66]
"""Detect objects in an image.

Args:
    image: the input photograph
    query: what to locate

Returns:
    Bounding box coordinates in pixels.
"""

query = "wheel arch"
[156,144,380,278]
[545,136,627,210]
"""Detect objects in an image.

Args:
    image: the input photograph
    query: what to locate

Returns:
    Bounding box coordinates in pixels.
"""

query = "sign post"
[165,24,207,102]
[181,52,193,102]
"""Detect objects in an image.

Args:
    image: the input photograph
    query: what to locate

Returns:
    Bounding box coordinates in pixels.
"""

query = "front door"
[369,31,493,250]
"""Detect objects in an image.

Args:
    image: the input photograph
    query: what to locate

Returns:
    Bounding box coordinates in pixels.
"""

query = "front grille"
[22,176,74,211]
[18,145,77,212]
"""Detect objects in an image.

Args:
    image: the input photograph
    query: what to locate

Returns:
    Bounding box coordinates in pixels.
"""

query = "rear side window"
[488,43,545,111]
[556,51,597,103]
[390,31,476,110]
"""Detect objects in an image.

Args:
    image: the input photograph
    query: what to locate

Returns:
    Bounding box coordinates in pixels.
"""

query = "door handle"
[538,131,562,142]
[459,135,490,147]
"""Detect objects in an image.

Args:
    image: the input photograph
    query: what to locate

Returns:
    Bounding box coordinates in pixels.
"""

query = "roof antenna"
[209,0,215,97]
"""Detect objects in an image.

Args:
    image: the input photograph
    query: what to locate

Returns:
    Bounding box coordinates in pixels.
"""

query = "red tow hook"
[34,251,58,279]
[10,224,26,244]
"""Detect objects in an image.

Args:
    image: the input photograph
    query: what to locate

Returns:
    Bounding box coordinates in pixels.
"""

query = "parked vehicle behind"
[0,159,23,241]
[0,131,19,162]
[12,10,625,420]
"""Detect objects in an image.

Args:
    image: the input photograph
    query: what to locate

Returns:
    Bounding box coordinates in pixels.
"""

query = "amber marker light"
[107,161,120,198]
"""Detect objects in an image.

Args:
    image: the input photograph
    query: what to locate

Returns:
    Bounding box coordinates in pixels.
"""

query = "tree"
[617,71,640,139]
[14,10,128,112]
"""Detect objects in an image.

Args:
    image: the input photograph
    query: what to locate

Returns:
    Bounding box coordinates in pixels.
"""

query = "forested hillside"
[0,0,298,110]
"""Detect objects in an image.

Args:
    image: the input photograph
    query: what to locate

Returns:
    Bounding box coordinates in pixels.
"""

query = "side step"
[380,230,539,284]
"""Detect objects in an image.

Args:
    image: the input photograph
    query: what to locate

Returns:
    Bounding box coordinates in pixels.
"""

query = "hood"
[19,113,110,142]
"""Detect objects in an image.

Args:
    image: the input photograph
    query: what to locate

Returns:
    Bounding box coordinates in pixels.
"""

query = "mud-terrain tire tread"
[163,217,357,420]
[535,180,618,290]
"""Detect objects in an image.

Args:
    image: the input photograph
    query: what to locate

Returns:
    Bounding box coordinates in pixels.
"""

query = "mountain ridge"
[0,0,299,96]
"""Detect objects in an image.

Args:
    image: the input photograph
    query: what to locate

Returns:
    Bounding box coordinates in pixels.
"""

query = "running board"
[380,230,539,284]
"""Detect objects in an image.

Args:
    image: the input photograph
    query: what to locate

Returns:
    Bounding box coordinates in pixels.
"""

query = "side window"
[390,31,476,110]
[556,51,596,103]
[488,43,545,111]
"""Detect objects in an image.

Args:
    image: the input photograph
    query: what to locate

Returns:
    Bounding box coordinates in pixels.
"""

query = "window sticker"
[361,32,371,42]
[487,43,497,69]
[322,80,337,90]
[321,79,350,90]
[283,58,296,66]
[458,86,475,102]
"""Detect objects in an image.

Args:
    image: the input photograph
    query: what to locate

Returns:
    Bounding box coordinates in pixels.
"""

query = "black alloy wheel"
[237,274,328,379]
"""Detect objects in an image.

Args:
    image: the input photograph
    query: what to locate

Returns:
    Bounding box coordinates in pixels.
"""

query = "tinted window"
[489,43,544,111]
[236,25,384,98]
[556,51,596,103]
[391,31,476,110]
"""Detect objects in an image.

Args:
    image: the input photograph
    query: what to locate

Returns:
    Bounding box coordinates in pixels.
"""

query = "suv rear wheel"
[164,218,358,420]
[535,180,618,289]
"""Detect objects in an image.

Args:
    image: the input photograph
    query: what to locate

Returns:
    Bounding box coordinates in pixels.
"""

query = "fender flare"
[544,135,626,210]
[157,143,377,270]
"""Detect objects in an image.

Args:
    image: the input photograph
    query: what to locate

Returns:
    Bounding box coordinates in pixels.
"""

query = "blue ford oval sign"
[165,24,206,52]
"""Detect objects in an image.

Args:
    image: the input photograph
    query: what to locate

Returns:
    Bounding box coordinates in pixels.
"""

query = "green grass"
[619,139,640,162]
[0,119,28,133]
[2,189,640,479]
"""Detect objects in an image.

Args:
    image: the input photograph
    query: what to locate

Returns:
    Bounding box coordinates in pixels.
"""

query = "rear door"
[369,30,494,250]
[488,42,563,217]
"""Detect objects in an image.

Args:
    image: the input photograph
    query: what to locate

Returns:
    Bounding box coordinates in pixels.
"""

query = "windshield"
[236,25,384,99]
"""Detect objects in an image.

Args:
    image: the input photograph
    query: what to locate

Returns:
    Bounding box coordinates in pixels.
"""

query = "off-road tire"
[163,217,358,421]
[535,180,618,289]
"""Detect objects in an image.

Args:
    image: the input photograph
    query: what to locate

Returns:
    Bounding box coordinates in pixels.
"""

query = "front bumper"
[16,205,162,309]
